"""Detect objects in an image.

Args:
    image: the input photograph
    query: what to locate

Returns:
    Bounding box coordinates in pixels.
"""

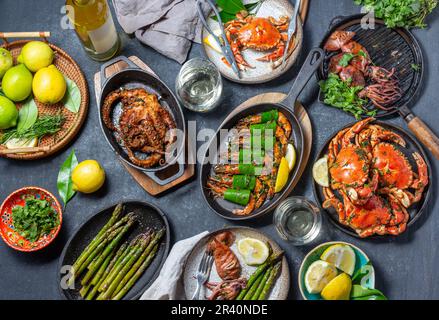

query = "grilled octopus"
[207,231,241,280]
[102,88,176,168]
[205,278,247,300]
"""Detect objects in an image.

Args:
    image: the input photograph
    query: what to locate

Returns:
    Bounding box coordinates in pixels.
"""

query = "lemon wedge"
[237,238,269,266]
[285,143,296,172]
[304,260,338,294]
[312,156,329,187]
[320,244,356,276]
[5,137,38,149]
[274,157,289,193]
[203,29,223,54]
[321,273,352,300]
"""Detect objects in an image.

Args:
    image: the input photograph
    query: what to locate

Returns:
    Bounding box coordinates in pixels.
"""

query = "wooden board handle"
[407,117,439,160]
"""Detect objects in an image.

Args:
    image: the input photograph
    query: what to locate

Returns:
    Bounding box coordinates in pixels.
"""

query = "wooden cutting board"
[94,56,195,196]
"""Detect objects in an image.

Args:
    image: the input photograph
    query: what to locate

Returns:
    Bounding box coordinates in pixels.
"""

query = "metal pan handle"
[145,162,185,186]
[282,48,324,110]
[400,107,439,160]
[99,55,139,88]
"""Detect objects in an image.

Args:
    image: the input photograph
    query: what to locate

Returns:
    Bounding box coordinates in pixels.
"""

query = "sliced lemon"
[285,143,296,172]
[237,238,269,266]
[274,157,289,193]
[312,156,329,187]
[320,244,356,276]
[5,137,38,149]
[203,29,223,54]
[304,260,338,294]
[321,273,352,300]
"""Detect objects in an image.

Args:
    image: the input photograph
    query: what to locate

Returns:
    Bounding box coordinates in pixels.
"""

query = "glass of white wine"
[176,58,222,112]
[273,197,322,246]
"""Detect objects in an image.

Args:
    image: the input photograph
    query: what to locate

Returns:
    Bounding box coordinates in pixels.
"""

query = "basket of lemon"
[0,32,88,160]
[298,242,387,300]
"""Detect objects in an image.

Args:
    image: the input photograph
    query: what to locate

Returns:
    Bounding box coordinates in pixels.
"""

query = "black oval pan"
[98,56,186,185]
[317,14,439,160]
[312,120,432,238]
[57,200,170,300]
[200,48,324,220]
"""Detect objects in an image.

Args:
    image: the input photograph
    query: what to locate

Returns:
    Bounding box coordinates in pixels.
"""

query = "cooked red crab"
[224,13,290,69]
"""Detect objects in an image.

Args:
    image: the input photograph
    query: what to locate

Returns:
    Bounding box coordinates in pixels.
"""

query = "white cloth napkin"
[112,0,210,63]
[140,231,209,300]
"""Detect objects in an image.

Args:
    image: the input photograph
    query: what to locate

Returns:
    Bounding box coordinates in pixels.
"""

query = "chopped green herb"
[411,63,421,71]
[11,196,59,242]
[338,53,355,67]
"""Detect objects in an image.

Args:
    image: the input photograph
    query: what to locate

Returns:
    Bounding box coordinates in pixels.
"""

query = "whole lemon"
[2,64,33,102]
[72,160,106,194]
[0,48,13,79]
[0,96,18,129]
[20,41,54,72]
[33,65,66,104]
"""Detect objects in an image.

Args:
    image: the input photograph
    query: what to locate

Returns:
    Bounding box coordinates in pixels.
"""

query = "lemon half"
[320,244,356,276]
[321,273,352,300]
[237,238,269,266]
[313,156,329,187]
[304,260,338,294]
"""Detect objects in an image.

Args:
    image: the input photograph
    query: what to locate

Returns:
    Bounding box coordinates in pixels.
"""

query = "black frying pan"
[317,14,439,160]
[98,56,186,185]
[312,120,432,238]
[57,200,170,300]
[200,48,324,220]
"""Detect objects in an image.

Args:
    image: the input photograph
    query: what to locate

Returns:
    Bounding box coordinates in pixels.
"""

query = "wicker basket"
[0,32,89,160]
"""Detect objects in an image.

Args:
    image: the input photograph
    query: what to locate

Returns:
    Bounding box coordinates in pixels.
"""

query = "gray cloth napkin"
[113,0,210,63]
[140,231,209,300]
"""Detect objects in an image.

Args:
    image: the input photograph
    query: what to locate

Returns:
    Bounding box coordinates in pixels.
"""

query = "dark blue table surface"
[0,0,438,299]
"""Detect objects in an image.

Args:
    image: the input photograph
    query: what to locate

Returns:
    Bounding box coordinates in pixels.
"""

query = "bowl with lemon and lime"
[298,242,387,300]
[0,37,87,160]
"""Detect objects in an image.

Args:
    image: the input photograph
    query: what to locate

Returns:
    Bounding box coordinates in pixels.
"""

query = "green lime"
[21,41,54,72]
[0,48,13,79]
[2,64,33,102]
[0,95,18,129]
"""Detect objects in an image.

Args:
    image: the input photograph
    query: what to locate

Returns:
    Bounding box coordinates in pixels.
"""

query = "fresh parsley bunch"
[355,0,438,28]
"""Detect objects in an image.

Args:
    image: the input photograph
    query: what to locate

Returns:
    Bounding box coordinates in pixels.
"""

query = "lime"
[321,273,352,300]
[237,238,269,265]
[20,41,54,72]
[0,96,18,129]
[304,260,338,294]
[2,64,33,102]
[320,244,356,276]
[32,65,66,104]
[313,156,329,187]
[0,48,13,79]
[274,157,289,193]
[72,160,106,194]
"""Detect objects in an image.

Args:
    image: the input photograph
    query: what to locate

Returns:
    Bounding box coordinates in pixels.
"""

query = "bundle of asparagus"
[235,251,284,300]
[68,204,165,300]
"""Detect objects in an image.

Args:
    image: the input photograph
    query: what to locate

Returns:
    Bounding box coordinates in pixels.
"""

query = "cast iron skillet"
[317,14,439,160]
[312,120,432,238]
[98,56,186,185]
[200,48,324,220]
[57,201,170,300]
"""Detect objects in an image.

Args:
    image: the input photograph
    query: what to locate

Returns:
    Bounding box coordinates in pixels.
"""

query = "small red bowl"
[0,187,63,252]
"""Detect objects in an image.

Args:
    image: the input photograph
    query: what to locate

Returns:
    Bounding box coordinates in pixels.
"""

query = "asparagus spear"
[79,283,92,298]
[252,266,273,300]
[243,273,265,300]
[98,235,150,300]
[82,218,136,286]
[98,236,139,293]
[91,243,127,286]
[113,229,164,296]
[236,251,284,300]
[258,261,281,300]
[112,243,159,300]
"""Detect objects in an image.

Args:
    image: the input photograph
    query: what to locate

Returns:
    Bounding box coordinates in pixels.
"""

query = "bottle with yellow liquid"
[66,0,120,61]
